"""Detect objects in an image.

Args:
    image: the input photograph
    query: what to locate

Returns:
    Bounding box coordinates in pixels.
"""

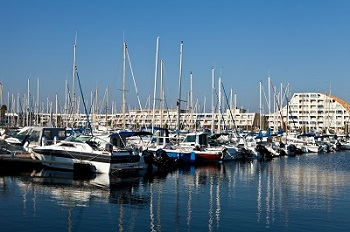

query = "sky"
[1,0,350,114]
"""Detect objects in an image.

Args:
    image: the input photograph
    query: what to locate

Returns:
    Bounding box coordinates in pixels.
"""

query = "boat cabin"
[180,131,209,149]
[5,126,67,152]
[26,126,67,146]
[108,131,153,149]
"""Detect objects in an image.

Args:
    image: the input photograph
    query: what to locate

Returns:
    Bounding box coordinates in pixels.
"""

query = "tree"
[0,104,7,125]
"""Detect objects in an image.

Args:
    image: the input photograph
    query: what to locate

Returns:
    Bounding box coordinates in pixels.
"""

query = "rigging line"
[278,83,292,130]
[98,87,107,114]
[63,147,80,161]
[261,84,269,114]
[87,151,106,161]
[126,46,143,111]
[284,93,296,130]
[213,87,227,131]
[65,84,75,123]
[76,70,93,135]
[280,83,289,106]
[220,82,237,133]
[18,97,23,117]
[63,144,103,162]
[163,95,173,127]
[269,79,286,131]
[88,90,97,116]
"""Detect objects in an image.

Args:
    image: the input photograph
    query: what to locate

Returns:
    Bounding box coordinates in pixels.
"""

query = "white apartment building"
[266,92,350,134]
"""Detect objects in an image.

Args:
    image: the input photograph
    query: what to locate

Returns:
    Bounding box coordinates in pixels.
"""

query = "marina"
[1,1,350,231]
[1,151,350,231]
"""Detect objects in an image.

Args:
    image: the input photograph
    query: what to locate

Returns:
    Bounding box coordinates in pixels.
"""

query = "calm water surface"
[1,152,350,232]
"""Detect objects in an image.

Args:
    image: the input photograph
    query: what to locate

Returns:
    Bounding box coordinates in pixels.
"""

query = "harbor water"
[1,151,350,231]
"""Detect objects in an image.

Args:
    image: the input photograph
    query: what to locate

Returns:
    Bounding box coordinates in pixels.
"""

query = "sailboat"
[32,38,145,174]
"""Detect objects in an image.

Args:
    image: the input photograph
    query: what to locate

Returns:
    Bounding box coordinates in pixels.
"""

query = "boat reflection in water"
[2,152,350,231]
[15,168,152,208]
[170,156,350,231]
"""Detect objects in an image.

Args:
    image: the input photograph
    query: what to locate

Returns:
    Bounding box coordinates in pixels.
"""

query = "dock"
[0,152,43,174]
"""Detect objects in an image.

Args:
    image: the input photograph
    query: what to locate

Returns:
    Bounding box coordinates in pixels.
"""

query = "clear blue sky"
[1,0,350,114]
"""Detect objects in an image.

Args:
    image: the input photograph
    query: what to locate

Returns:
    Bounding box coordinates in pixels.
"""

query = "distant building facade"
[266,92,350,134]
[10,92,349,134]
[4,108,261,132]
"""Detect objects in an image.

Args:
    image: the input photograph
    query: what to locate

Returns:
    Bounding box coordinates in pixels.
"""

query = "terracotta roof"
[323,93,350,111]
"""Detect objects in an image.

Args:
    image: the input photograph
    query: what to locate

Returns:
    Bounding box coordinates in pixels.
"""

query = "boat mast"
[268,73,271,115]
[152,36,160,131]
[122,41,127,129]
[230,88,233,110]
[234,92,237,112]
[189,71,194,130]
[27,77,30,127]
[211,68,215,133]
[218,76,222,133]
[16,93,19,127]
[177,41,184,143]
[259,80,262,130]
[36,77,39,126]
[72,33,77,127]
[0,82,2,106]
[230,88,233,129]
[64,79,68,127]
[105,86,109,128]
[160,59,164,128]
[55,93,58,127]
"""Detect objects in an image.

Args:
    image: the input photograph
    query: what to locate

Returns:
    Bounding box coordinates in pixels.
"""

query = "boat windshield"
[64,134,91,143]
[12,127,32,141]
[64,134,110,145]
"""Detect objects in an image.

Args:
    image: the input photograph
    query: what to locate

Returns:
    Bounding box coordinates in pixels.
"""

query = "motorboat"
[32,133,144,174]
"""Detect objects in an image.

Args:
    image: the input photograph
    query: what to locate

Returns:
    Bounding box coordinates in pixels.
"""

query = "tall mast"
[106,86,109,127]
[36,77,39,126]
[286,83,290,132]
[0,82,2,106]
[160,59,164,128]
[268,73,271,114]
[46,96,49,114]
[122,41,127,129]
[259,80,262,130]
[72,33,77,126]
[152,36,160,131]
[203,96,206,114]
[218,76,222,133]
[280,82,283,109]
[16,92,19,127]
[190,71,193,130]
[6,93,9,127]
[230,88,233,110]
[27,78,30,126]
[10,95,13,124]
[234,93,237,112]
[95,85,98,122]
[64,79,68,127]
[55,93,58,127]
[176,41,184,142]
[211,68,215,133]
[90,90,94,127]
[230,88,233,129]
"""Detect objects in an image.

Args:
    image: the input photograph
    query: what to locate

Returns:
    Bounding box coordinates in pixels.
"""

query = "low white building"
[4,108,261,132]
